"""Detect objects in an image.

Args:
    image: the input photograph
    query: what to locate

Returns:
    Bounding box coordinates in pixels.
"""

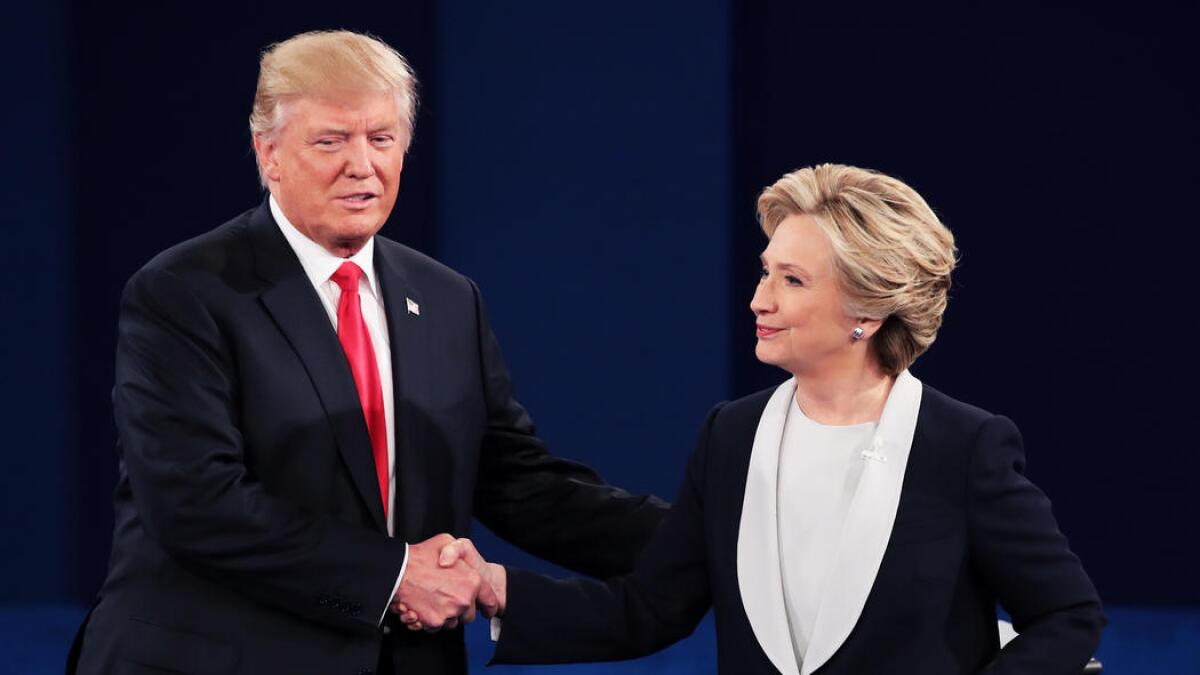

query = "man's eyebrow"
[310,127,350,136]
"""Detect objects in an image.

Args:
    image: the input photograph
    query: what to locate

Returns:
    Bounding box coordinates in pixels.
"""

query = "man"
[68,30,666,675]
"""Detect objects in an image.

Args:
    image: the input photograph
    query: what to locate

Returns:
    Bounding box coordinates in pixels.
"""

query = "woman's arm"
[968,415,1105,674]
[488,403,725,665]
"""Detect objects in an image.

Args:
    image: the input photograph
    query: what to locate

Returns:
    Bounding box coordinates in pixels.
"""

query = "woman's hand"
[394,537,506,631]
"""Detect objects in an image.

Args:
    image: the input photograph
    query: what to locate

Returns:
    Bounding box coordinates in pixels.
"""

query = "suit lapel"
[373,243,428,541]
[249,204,387,533]
[800,370,923,675]
[737,379,801,675]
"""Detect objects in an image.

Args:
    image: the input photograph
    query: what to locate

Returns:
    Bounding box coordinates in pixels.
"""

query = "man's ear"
[252,133,281,183]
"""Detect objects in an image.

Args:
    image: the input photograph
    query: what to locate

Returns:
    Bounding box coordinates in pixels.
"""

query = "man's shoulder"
[374,233,474,292]
[137,205,260,281]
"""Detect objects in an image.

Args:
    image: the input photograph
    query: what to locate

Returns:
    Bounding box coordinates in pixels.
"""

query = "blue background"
[2,1,1196,672]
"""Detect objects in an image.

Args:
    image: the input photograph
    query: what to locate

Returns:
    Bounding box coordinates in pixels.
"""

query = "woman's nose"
[750,280,773,315]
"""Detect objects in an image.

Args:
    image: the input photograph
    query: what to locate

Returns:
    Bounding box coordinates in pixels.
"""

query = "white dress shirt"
[776,397,877,669]
[269,195,406,624]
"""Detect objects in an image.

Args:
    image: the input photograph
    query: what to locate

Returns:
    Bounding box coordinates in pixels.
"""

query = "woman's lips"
[756,325,782,338]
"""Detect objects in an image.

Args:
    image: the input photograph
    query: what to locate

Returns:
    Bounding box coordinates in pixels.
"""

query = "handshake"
[389,534,507,632]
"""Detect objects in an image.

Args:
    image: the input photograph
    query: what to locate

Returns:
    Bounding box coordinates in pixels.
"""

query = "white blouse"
[776,397,878,669]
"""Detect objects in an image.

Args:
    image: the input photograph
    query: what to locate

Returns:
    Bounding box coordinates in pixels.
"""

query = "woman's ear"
[852,316,884,341]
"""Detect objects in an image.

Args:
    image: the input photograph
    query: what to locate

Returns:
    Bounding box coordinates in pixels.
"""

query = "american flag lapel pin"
[406,297,420,316]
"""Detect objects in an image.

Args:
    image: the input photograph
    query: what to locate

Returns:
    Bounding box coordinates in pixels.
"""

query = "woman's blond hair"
[757,164,957,375]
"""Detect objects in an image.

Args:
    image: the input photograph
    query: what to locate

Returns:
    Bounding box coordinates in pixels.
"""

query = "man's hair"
[757,164,958,376]
[249,30,418,183]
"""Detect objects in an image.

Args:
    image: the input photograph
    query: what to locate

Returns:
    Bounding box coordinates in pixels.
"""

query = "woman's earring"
[851,327,865,341]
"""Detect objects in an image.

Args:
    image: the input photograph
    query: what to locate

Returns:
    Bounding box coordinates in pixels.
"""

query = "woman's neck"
[792,360,895,426]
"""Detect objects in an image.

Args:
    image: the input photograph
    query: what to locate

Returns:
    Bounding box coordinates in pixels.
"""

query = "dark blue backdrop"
[2,0,1197,664]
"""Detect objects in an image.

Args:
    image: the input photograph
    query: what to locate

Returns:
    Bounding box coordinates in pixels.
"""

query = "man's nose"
[343,137,376,178]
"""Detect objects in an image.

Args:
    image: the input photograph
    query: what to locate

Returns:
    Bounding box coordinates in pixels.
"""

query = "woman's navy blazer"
[493,379,1104,674]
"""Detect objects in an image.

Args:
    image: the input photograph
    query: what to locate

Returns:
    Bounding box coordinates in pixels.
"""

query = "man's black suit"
[70,202,666,675]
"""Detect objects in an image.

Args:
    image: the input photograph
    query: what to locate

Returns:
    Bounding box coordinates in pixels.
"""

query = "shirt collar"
[269,193,380,298]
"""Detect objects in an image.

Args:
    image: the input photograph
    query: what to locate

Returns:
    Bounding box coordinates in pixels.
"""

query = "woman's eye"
[785,275,803,286]
[759,267,768,279]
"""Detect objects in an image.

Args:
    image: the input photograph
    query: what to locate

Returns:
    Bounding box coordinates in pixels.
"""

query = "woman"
[417,164,1105,673]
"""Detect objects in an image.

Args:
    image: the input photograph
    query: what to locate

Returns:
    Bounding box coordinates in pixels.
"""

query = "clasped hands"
[389,533,506,632]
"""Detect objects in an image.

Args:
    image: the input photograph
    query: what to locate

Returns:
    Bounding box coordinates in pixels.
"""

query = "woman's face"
[751,214,863,375]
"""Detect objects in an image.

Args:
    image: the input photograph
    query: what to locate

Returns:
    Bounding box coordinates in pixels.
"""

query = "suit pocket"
[120,617,239,675]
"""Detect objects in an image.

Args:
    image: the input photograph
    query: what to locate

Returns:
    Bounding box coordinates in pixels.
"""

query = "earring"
[851,327,865,341]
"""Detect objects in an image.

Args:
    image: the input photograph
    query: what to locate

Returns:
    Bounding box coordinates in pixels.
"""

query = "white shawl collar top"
[737,371,923,675]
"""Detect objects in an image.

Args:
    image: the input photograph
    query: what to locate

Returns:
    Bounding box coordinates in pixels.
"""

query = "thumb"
[438,541,463,567]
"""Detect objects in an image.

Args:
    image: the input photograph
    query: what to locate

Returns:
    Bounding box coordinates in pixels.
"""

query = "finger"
[438,541,464,567]
[477,576,499,617]
[406,621,423,631]
[478,593,499,619]
[462,602,477,625]
[399,610,419,625]
[454,538,484,566]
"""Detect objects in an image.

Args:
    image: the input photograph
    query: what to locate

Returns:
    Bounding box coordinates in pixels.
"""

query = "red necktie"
[331,262,389,519]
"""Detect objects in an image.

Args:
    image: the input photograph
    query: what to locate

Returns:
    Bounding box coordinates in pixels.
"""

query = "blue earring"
[851,327,865,341]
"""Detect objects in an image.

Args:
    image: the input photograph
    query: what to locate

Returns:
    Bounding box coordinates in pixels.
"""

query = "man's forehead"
[283,93,401,127]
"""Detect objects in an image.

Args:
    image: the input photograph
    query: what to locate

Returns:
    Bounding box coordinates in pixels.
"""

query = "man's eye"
[371,135,394,146]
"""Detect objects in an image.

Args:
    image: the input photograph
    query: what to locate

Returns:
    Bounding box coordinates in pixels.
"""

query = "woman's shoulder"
[705,384,782,441]
[711,385,779,428]
[916,381,1019,447]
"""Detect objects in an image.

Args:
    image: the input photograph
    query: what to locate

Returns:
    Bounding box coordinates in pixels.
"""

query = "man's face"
[255,91,407,257]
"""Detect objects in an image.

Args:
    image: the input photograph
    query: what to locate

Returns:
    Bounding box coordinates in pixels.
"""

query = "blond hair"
[757,164,957,375]
[249,30,418,182]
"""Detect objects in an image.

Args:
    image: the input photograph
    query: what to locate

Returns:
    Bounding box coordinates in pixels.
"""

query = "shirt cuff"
[490,616,503,642]
[378,542,409,626]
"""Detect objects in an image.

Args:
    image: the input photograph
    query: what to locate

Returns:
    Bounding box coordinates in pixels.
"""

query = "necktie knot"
[331,261,363,294]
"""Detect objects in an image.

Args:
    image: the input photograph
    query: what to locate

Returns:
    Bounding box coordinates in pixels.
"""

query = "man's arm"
[116,267,478,633]
[465,279,669,579]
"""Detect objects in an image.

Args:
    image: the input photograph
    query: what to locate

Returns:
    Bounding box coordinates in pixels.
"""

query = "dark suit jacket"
[70,202,666,675]
[493,383,1105,674]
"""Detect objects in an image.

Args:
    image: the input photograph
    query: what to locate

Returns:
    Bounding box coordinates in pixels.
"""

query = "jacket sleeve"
[967,415,1106,674]
[468,279,669,579]
[491,404,721,664]
[114,267,407,635]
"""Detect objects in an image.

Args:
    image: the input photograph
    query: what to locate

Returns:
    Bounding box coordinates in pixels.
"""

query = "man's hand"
[394,537,506,631]
[390,534,497,631]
